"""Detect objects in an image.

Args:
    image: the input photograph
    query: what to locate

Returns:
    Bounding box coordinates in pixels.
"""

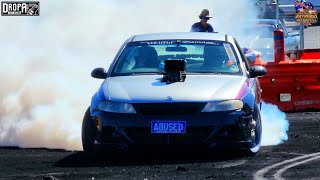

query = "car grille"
[134,103,206,115]
[125,127,214,145]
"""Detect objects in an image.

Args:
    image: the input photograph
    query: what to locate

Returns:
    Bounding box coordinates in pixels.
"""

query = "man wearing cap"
[190,9,214,32]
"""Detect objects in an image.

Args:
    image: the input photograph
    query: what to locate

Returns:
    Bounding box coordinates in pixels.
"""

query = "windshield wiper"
[188,72,223,75]
[130,72,164,75]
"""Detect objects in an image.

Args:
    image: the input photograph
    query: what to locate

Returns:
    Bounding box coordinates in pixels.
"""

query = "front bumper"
[92,104,256,149]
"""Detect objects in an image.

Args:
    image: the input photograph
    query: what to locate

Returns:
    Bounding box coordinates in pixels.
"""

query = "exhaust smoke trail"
[0,0,288,151]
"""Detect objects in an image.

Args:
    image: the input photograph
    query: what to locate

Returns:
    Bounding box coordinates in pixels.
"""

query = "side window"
[233,38,251,74]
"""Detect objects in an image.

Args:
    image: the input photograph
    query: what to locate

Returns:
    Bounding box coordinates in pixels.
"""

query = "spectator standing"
[190,9,214,32]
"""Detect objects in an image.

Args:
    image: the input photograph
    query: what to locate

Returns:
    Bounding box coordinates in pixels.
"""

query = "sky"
[0,0,288,151]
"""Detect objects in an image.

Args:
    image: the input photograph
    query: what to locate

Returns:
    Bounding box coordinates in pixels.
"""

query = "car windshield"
[111,40,241,76]
[247,24,278,38]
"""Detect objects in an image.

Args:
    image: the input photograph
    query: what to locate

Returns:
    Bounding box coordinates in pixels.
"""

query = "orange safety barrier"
[252,50,320,112]
[286,49,320,60]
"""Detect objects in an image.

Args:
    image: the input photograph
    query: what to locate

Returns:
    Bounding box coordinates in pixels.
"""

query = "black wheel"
[244,104,262,156]
[81,107,97,156]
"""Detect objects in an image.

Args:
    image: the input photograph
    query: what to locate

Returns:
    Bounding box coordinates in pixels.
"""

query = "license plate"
[151,121,186,134]
[280,93,291,102]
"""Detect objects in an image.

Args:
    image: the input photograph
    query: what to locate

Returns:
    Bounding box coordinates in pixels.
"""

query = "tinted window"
[111,40,241,76]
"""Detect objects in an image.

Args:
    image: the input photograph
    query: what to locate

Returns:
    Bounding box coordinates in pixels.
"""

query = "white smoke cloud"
[261,102,289,146]
[0,0,288,151]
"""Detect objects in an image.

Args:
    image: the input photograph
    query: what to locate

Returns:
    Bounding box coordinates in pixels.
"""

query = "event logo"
[294,1,318,26]
[1,1,39,16]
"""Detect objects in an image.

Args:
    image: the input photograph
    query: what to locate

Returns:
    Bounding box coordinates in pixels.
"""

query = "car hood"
[245,37,273,50]
[103,75,246,103]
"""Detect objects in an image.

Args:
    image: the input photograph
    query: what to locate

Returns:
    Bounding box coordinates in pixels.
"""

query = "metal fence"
[304,5,320,49]
[304,26,320,49]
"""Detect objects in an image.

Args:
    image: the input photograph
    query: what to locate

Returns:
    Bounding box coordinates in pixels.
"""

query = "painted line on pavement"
[253,152,320,180]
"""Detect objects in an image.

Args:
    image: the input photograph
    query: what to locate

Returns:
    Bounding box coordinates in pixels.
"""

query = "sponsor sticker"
[294,1,318,26]
[1,1,39,16]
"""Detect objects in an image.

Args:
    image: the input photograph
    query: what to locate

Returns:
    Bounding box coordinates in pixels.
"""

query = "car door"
[233,38,262,103]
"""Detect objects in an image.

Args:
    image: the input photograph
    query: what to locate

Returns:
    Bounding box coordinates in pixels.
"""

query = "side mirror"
[91,68,107,79]
[249,65,266,78]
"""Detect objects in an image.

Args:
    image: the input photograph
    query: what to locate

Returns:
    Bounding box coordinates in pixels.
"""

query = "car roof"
[129,32,231,42]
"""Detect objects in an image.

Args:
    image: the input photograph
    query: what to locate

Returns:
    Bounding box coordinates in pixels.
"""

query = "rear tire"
[81,107,97,157]
[244,104,262,156]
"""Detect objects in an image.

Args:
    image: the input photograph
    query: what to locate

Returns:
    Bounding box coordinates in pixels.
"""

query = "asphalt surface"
[0,112,319,180]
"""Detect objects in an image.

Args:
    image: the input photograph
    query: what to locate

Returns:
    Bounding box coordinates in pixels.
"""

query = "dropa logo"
[1,1,39,16]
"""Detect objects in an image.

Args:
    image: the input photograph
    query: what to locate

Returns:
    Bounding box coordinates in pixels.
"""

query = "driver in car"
[133,46,159,69]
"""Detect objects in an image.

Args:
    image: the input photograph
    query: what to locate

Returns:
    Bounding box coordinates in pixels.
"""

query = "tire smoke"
[261,102,289,146]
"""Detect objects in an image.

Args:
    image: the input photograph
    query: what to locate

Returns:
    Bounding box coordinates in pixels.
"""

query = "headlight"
[98,101,136,114]
[202,100,243,112]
